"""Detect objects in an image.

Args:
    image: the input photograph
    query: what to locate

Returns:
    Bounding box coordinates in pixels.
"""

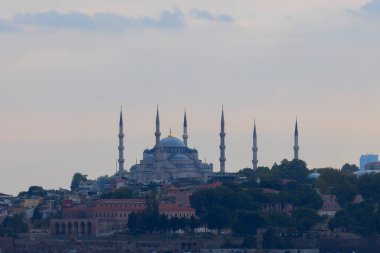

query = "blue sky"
[0,0,380,194]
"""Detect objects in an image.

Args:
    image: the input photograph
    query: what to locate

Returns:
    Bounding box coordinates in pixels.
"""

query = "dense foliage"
[190,159,323,236]
[328,173,380,237]
[100,188,135,199]
[18,186,46,198]
[0,214,28,237]
[70,173,88,192]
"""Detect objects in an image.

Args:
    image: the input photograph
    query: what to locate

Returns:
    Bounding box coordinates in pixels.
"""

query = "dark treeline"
[0,214,28,237]
[326,172,380,237]
[187,159,380,246]
[190,159,324,241]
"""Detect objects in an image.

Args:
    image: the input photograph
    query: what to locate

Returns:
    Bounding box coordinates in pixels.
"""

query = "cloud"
[349,0,380,19]
[12,9,185,31]
[0,8,235,33]
[190,9,234,23]
[0,19,22,32]
[362,0,380,14]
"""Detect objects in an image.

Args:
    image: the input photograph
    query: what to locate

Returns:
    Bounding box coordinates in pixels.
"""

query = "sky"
[0,0,380,195]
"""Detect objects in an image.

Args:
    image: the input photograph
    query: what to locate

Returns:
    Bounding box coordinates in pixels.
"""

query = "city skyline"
[1,0,380,194]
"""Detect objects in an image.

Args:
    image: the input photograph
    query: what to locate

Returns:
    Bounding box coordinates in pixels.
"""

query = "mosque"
[116,107,300,183]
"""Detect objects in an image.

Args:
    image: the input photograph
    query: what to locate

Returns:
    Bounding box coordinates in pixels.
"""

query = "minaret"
[118,109,125,176]
[182,110,188,146]
[154,106,161,178]
[155,107,161,147]
[219,107,226,173]
[252,121,258,170]
[294,119,299,160]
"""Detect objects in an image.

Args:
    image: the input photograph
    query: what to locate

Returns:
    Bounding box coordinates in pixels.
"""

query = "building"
[77,180,100,197]
[318,195,341,217]
[360,154,378,170]
[129,109,213,183]
[21,198,43,208]
[365,161,380,170]
[50,198,195,236]
[115,108,301,183]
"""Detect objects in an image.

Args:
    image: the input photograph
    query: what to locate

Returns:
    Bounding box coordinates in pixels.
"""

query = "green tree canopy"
[100,188,135,199]
[292,207,322,233]
[232,211,266,235]
[274,159,309,183]
[70,172,88,192]
[0,214,28,237]
[341,163,359,174]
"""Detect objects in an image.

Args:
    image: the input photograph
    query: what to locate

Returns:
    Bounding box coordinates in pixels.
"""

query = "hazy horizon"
[1,0,380,195]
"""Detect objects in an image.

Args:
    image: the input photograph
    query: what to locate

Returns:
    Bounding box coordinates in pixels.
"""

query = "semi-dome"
[170,154,191,161]
[160,136,186,148]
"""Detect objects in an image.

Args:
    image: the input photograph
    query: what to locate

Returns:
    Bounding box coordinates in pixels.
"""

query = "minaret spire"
[294,118,299,160]
[155,105,161,147]
[118,108,125,176]
[183,110,188,146]
[252,120,258,170]
[219,106,226,173]
[154,106,161,179]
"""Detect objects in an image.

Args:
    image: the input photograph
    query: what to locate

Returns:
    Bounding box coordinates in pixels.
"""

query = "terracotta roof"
[159,204,195,213]
[262,188,280,194]
[95,199,145,203]
[198,182,222,189]
[320,195,341,212]
[166,185,181,192]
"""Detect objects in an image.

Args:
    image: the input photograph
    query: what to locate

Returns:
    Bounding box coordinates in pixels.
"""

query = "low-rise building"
[318,194,341,217]
[21,198,43,208]
[50,198,196,236]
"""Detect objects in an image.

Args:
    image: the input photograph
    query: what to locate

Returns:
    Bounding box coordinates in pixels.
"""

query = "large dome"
[160,136,186,147]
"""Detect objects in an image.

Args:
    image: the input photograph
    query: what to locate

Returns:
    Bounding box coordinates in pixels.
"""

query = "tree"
[0,214,28,237]
[262,227,289,249]
[32,205,42,222]
[70,173,87,192]
[27,186,45,197]
[332,182,356,207]
[203,205,231,232]
[275,159,309,183]
[238,168,256,180]
[255,166,273,180]
[127,212,138,232]
[315,168,358,200]
[232,211,266,235]
[358,174,380,201]
[100,188,134,199]
[284,182,323,210]
[341,163,359,174]
[241,236,256,248]
[292,207,321,233]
